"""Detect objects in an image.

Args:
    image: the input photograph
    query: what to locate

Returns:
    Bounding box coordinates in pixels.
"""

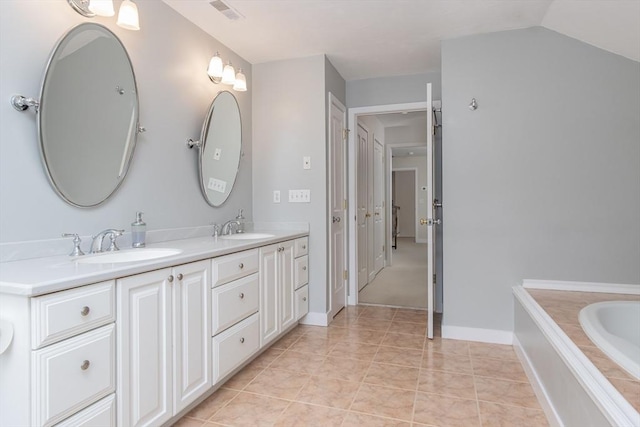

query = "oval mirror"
[198,91,242,207]
[38,23,139,207]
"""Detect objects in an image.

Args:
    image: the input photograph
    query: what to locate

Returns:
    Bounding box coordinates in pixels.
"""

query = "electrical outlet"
[303,156,311,170]
[273,190,280,203]
[213,148,222,160]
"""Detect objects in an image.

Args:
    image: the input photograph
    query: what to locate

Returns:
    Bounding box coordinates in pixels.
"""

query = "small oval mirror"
[198,91,242,206]
[38,23,139,208]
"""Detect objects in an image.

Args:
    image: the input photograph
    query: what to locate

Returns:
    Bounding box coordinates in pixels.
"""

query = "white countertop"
[0,230,307,297]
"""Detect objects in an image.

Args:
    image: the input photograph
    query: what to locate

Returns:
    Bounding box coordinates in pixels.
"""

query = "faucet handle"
[212,223,220,238]
[62,233,85,257]
[105,230,124,252]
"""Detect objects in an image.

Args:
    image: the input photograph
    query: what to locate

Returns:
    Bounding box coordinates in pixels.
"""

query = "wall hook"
[186,138,202,149]
[468,98,478,111]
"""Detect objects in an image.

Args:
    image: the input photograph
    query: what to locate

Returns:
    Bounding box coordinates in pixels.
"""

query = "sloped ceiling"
[162,0,640,81]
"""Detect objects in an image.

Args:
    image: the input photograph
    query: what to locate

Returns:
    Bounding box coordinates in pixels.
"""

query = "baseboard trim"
[299,311,329,326]
[415,238,427,244]
[441,325,513,344]
[523,279,640,295]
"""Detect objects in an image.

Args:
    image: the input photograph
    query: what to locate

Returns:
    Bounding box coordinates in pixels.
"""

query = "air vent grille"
[209,0,244,21]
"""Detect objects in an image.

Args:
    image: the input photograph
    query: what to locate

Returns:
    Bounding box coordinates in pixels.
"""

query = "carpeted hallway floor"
[358,237,428,309]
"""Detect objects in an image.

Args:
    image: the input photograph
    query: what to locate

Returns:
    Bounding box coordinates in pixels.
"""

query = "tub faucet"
[91,229,124,253]
[221,220,240,236]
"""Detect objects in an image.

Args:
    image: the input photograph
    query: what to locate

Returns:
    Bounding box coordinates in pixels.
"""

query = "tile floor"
[175,306,549,426]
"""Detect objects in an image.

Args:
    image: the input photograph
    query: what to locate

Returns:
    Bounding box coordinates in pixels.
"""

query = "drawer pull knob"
[81,360,90,370]
[80,306,90,316]
[302,266,307,271]
[239,263,244,269]
[239,337,245,343]
[303,297,307,302]
[239,292,245,299]
[177,273,183,280]
[168,275,174,283]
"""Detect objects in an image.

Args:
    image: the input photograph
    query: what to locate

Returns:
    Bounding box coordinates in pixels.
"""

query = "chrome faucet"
[90,229,124,253]
[221,220,240,236]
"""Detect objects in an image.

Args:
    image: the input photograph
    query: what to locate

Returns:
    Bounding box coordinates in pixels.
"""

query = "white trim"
[523,279,640,295]
[513,286,639,426]
[513,336,563,427]
[415,238,427,244]
[441,325,513,345]
[348,101,429,306]
[299,311,329,327]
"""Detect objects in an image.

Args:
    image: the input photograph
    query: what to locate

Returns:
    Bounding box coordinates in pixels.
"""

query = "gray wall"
[347,72,441,108]
[0,1,252,243]
[253,55,345,316]
[442,27,640,333]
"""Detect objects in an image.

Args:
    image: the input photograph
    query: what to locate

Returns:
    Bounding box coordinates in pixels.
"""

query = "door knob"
[420,218,442,226]
[332,216,341,223]
[365,213,371,218]
[420,218,428,225]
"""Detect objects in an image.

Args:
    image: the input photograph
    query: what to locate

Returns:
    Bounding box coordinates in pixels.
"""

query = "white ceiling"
[162,0,640,81]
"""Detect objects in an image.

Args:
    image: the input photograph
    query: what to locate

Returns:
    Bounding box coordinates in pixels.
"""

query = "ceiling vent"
[209,0,244,21]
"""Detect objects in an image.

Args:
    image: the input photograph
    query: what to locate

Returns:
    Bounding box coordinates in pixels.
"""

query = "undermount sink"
[220,233,275,240]
[75,248,183,264]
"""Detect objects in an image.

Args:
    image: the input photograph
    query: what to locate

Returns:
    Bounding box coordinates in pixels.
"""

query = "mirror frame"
[37,23,140,208]
[198,90,242,207]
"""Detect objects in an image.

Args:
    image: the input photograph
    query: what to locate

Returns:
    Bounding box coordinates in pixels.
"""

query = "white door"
[373,138,385,273]
[117,268,172,427]
[425,83,436,340]
[356,123,370,291]
[173,260,211,413]
[329,94,347,318]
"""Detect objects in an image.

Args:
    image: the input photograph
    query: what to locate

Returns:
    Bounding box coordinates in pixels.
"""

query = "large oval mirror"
[198,91,242,207]
[38,23,139,208]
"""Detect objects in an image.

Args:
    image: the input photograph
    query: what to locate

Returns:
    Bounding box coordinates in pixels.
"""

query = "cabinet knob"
[168,275,174,283]
[302,266,307,271]
[177,273,183,280]
[303,297,307,302]
[239,337,245,343]
[81,360,90,370]
[238,263,244,269]
[239,292,244,299]
[80,306,90,316]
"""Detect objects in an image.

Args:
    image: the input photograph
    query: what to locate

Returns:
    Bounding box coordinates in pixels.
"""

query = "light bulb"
[117,0,140,31]
[207,53,223,83]
[88,0,115,17]
[221,62,236,85]
[233,69,247,91]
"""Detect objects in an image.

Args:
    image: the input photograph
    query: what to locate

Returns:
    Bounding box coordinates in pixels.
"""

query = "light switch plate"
[303,156,311,170]
[213,148,222,160]
[289,189,311,203]
[273,190,280,203]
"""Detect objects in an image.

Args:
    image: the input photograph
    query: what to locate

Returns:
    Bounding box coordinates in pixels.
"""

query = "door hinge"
[343,270,348,280]
[382,245,385,251]
[343,199,347,210]
[343,128,350,141]
[433,273,437,284]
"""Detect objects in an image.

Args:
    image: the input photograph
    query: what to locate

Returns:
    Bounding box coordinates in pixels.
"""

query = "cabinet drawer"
[32,324,115,427]
[294,237,309,257]
[31,281,115,350]
[212,249,259,287]
[212,274,259,335]
[212,313,260,384]
[294,256,309,290]
[55,394,115,427]
[295,285,309,321]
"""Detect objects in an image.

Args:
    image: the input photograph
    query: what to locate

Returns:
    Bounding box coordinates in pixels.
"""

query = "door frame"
[347,102,428,306]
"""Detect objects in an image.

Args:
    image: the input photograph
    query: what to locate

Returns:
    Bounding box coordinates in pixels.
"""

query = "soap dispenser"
[236,209,245,234]
[131,211,146,248]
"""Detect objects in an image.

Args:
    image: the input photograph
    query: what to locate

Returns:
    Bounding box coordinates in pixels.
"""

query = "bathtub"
[579,301,640,380]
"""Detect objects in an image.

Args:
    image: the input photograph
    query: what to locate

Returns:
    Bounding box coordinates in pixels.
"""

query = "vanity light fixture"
[67,0,140,31]
[207,54,248,91]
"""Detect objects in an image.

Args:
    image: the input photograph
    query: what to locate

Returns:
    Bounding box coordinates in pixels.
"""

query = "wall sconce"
[207,53,247,92]
[67,0,140,31]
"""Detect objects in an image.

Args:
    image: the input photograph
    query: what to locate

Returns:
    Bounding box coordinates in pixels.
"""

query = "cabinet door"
[173,260,211,414]
[279,241,296,331]
[117,268,172,427]
[259,244,279,347]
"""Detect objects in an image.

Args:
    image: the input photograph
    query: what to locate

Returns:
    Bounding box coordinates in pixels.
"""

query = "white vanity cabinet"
[259,240,297,347]
[116,260,211,427]
[293,237,310,320]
